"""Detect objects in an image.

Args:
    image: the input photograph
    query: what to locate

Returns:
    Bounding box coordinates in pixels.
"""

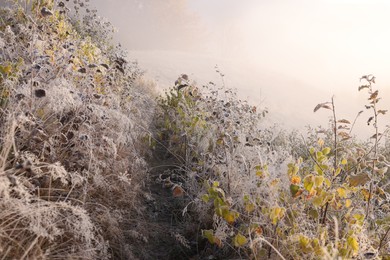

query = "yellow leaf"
[270,207,285,225]
[361,188,370,201]
[233,233,247,247]
[201,194,209,203]
[345,199,352,208]
[353,214,365,226]
[334,168,341,177]
[223,211,239,224]
[324,178,331,188]
[347,236,359,254]
[341,159,348,165]
[314,176,324,187]
[312,195,325,207]
[337,187,347,198]
[322,147,331,155]
[256,170,264,177]
[0,64,12,75]
[304,175,314,192]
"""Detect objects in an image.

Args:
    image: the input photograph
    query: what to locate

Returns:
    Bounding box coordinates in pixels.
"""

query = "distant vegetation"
[0,1,389,259]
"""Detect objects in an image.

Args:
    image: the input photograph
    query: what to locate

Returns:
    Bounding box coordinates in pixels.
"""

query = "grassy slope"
[0,1,389,259]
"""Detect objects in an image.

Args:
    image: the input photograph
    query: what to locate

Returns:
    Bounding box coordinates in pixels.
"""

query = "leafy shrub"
[155,73,390,259]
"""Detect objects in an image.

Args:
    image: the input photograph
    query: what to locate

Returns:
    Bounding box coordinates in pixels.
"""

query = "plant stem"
[366,82,379,219]
[378,226,390,251]
[322,97,337,225]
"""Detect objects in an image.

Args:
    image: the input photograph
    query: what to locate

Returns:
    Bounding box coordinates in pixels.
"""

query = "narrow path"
[128,149,198,260]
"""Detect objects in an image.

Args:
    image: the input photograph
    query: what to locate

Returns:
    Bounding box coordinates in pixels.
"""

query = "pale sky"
[92,0,390,138]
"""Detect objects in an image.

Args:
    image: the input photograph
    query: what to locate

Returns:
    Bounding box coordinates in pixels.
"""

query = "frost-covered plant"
[155,73,294,258]
[0,0,155,258]
[155,74,390,259]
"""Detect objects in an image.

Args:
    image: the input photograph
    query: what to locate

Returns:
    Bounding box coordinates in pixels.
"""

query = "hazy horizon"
[91,0,390,138]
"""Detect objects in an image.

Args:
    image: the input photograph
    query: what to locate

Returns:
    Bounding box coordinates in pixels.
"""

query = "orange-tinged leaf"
[291,176,301,184]
[173,186,185,197]
[254,226,263,236]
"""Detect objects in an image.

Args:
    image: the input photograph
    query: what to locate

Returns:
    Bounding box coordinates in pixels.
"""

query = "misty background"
[91,0,390,138]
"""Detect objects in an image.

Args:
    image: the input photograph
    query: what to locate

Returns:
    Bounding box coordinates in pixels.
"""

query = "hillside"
[0,1,389,259]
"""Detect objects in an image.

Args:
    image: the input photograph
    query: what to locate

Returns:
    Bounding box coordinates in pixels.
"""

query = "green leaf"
[322,147,331,155]
[290,184,300,197]
[201,194,210,203]
[202,230,222,247]
[202,230,214,243]
[233,233,247,247]
[308,208,319,219]
[314,164,324,175]
[334,168,342,177]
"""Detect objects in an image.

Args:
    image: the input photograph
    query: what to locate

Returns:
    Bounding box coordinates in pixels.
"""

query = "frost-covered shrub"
[0,0,155,258]
[156,74,390,259]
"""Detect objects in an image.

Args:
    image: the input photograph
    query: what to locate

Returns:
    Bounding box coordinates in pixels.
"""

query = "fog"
[91,0,390,138]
